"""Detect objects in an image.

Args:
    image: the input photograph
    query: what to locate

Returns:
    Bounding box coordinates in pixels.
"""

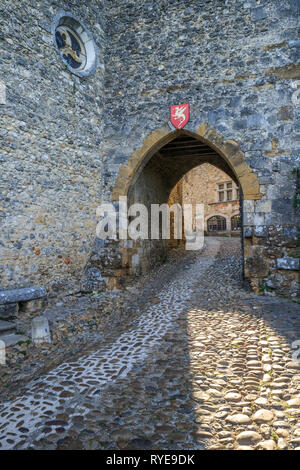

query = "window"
[231,215,241,231]
[52,12,98,77]
[207,216,227,232]
[217,181,239,202]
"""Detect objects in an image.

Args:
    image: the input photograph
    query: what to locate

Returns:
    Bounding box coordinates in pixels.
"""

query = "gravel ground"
[0,237,299,450]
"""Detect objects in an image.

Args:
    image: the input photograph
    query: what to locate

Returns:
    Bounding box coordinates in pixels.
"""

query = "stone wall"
[168,163,240,253]
[0,0,299,299]
[180,164,240,234]
[168,177,185,249]
[98,0,299,298]
[0,0,106,294]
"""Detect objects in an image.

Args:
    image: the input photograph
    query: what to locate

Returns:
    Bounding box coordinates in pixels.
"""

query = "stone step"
[0,333,29,347]
[0,320,16,334]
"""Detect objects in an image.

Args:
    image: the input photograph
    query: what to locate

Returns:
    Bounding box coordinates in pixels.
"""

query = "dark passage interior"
[126,132,243,277]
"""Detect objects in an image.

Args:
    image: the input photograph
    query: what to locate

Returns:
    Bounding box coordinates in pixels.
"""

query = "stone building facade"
[169,163,241,238]
[0,0,106,294]
[0,0,299,299]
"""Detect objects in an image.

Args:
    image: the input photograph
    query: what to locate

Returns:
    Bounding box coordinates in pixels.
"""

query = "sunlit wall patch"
[51,11,98,77]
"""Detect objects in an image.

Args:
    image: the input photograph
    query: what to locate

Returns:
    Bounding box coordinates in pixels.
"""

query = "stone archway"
[112,123,261,202]
[106,122,261,286]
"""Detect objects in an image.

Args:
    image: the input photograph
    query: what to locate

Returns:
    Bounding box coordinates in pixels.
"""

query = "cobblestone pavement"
[0,238,299,450]
[0,284,144,395]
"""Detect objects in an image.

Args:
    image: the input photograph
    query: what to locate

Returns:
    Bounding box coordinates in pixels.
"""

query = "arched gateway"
[84,122,264,292]
[112,123,261,202]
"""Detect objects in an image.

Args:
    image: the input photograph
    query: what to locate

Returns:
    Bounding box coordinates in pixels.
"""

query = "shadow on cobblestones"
[0,238,299,450]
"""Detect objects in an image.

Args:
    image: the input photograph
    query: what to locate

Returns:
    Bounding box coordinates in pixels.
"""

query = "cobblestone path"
[0,238,299,450]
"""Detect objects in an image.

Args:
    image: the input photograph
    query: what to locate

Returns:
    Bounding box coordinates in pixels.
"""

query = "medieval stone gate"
[85,121,298,298]
[0,0,299,301]
[111,123,260,286]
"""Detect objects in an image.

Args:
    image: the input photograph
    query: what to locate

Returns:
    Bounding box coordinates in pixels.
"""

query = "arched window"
[207,216,226,232]
[231,214,241,231]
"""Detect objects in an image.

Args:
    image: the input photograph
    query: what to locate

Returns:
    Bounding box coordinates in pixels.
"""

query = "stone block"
[264,213,282,225]
[249,157,271,170]
[255,200,272,213]
[0,81,6,105]
[131,254,139,266]
[0,286,47,304]
[283,226,298,241]
[244,200,255,213]
[31,317,51,344]
[254,225,267,237]
[93,238,106,250]
[244,227,253,238]
[0,340,5,364]
[248,113,267,128]
[0,302,19,319]
[0,334,28,347]
[259,176,274,185]
[251,6,268,21]
[0,320,16,335]
[289,39,300,48]
[278,106,294,121]
[253,213,265,225]
[244,244,253,258]
[245,247,269,278]
[273,198,295,217]
[276,257,299,271]
[244,212,254,225]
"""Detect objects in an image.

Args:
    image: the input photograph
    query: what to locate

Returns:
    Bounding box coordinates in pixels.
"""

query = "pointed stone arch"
[112,122,261,202]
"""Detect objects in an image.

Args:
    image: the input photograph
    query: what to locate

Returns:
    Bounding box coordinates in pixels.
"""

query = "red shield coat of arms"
[170,104,189,129]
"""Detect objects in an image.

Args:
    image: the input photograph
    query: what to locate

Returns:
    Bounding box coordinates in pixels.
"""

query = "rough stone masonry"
[0,0,299,299]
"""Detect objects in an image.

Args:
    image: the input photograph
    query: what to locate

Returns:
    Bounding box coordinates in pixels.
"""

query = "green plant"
[293,194,298,209]
[258,282,272,293]
[16,339,31,346]
[258,283,265,293]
